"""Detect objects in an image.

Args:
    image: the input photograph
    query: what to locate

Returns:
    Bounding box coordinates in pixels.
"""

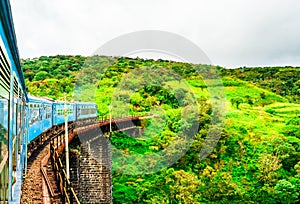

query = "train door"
[51,103,55,127]
[22,104,28,175]
[45,103,52,130]
[16,89,26,172]
[11,77,25,194]
[13,85,23,176]
[74,103,78,121]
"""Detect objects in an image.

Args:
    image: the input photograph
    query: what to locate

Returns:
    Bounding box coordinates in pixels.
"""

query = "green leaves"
[230,97,244,109]
[274,179,299,203]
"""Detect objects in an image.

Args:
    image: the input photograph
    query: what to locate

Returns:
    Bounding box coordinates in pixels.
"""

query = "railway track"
[21,142,62,204]
[44,160,61,203]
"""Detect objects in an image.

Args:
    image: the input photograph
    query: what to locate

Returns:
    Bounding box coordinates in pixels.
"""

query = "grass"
[212,78,297,146]
[264,102,300,120]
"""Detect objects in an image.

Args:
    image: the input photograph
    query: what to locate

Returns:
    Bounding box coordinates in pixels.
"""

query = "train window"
[46,106,51,119]
[13,103,17,136]
[20,105,26,154]
[17,99,22,155]
[58,109,63,116]
[38,108,41,121]
[30,108,39,125]
[0,98,8,170]
[68,108,73,114]
[0,100,9,200]
[12,101,17,172]
[18,102,21,132]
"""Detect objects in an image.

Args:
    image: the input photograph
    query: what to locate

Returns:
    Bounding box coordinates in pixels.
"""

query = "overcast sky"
[10,0,300,68]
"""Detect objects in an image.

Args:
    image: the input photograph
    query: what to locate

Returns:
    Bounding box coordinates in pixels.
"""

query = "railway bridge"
[21,115,151,204]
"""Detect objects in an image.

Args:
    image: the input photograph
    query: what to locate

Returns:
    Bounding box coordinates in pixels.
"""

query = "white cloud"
[10,0,300,67]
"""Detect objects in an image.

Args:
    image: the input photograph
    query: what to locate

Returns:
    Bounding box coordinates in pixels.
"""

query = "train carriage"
[0,0,28,202]
[76,102,98,120]
[52,101,76,126]
[28,95,53,142]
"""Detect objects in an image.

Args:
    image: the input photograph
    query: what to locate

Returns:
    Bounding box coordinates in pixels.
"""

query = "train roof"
[52,101,96,106]
[28,95,53,104]
[75,101,97,105]
[28,95,97,106]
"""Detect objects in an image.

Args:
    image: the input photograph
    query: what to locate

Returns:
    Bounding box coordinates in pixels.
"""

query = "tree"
[166,170,201,203]
[260,91,266,99]
[245,94,254,106]
[274,179,299,203]
[258,153,282,182]
[33,71,51,81]
[230,97,244,109]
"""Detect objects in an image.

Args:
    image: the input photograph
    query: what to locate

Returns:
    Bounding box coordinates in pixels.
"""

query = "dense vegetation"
[21,55,86,99]
[22,55,300,203]
[220,67,300,103]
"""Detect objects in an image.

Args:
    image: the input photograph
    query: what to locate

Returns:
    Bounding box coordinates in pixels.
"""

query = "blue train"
[27,95,97,142]
[0,1,98,203]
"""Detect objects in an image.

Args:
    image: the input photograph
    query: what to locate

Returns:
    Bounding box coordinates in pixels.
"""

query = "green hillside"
[220,67,300,103]
[22,56,300,203]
